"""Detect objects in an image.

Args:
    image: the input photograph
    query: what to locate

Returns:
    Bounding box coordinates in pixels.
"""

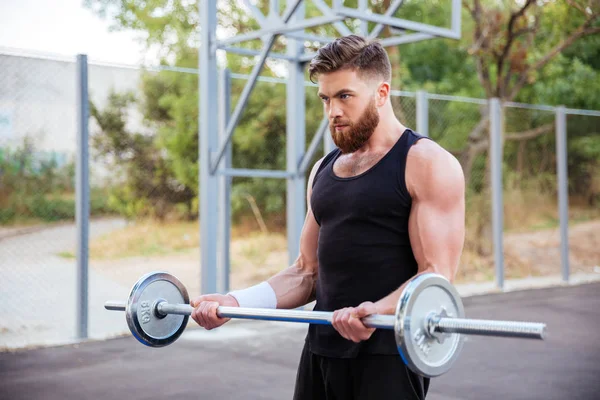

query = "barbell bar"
[105,271,547,377]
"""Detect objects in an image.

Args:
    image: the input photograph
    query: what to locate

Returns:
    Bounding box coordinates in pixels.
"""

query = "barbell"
[105,271,547,378]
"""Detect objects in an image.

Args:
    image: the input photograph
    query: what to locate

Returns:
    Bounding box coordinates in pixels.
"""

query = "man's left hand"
[331,301,379,343]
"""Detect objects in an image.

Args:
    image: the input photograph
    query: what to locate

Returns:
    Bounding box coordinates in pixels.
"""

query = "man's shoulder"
[407,137,458,170]
[406,138,464,198]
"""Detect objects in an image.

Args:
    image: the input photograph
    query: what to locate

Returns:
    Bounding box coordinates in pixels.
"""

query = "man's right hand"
[190,294,239,330]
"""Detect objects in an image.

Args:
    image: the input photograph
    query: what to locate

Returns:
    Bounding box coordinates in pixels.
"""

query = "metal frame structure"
[198,0,462,294]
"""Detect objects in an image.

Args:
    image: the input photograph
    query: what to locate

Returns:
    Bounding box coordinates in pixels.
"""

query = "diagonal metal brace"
[297,117,329,175]
[210,0,304,174]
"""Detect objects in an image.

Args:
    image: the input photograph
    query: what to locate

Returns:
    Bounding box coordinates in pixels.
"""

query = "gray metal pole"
[76,54,89,339]
[324,124,335,154]
[199,0,219,294]
[416,90,429,137]
[218,69,232,293]
[359,0,368,36]
[555,106,570,282]
[489,98,505,289]
[286,2,306,265]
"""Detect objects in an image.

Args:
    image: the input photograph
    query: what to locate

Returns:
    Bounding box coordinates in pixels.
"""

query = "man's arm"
[332,140,465,342]
[190,158,323,329]
[266,158,323,309]
[375,139,465,314]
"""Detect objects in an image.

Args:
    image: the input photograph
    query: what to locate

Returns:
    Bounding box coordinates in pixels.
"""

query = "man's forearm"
[268,263,317,309]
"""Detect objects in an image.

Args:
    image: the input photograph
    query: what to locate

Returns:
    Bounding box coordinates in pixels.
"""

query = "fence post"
[489,98,505,290]
[555,106,570,282]
[76,54,89,339]
[416,90,429,137]
[218,69,232,293]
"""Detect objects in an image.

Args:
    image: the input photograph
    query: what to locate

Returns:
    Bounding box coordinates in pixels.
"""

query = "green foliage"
[0,138,114,224]
[568,134,600,206]
[89,91,196,220]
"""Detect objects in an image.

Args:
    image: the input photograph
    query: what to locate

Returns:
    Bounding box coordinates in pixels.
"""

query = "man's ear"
[376,81,390,107]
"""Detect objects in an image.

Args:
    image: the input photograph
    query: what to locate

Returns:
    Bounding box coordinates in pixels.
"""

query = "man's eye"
[321,97,329,103]
[340,94,350,99]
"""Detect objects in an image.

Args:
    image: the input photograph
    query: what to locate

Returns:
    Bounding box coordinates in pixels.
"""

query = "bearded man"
[190,35,466,400]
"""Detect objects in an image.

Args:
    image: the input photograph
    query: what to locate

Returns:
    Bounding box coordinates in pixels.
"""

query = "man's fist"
[190,294,239,330]
[331,301,379,343]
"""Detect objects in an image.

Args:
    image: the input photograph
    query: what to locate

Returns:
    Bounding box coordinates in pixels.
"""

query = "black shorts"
[293,342,430,400]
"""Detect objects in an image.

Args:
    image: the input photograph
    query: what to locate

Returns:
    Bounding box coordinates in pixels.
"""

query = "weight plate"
[126,271,189,347]
[394,273,465,377]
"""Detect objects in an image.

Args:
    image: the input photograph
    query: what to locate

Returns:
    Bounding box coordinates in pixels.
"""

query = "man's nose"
[328,103,342,120]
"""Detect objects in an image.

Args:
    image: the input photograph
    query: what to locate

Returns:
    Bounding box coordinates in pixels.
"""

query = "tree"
[90,91,196,220]
[460,0,600,182]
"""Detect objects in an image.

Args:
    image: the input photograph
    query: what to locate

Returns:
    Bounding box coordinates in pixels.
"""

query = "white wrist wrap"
[228,281,277,309]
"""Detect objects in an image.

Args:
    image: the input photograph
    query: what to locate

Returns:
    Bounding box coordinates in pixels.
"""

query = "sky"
[0,0,150,65]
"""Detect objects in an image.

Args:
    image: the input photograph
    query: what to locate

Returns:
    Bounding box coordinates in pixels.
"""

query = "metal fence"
[1,50,599,349]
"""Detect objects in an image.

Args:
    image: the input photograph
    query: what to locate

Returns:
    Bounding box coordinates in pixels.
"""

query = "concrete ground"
[1,282,599,400]
[0,218,131,349]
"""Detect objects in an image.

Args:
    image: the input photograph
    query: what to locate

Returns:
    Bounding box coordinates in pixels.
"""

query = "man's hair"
[308,35,392,84]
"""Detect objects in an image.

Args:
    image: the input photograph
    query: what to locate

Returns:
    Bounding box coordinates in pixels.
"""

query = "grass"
[53,187,599,286]
[84,220,199,260]
[57,251,75,259]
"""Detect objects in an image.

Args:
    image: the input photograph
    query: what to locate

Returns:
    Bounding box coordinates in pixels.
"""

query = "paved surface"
[0,218,129,348]
[1,282,599,399]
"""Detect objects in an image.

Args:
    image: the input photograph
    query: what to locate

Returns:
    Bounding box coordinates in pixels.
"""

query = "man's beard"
[330,98,380,154]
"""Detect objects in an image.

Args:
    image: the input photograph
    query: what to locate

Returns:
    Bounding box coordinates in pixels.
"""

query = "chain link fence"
[564,113,600,275]
[0,53,80,348]
[1,51,599,349]
[502,105,558,279]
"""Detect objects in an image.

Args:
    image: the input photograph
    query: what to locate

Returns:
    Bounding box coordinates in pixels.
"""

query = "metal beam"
[335,7,460,40]
[555,106,570,283]
[375,33,434,47]
[368,0,406,39]
[243,0,267,27]
[324,128,335,154]
[218,168,294,179]
[217,69,232,294]
[211,0,304,172]
[270,0,280,18]
[200,0,219,295]
[298,117,328,174]
[300,32,434,63]
[76,54,89,340]
[217,14,341,47]
[416,90,429,137]
[211,38,277,172]
[311,0,352,37]
[359,0,368,36]
[217,45,297,61]
[489,98,505,290]
[286,1,307,267]
[285,31,337,43]
[451,0,462,36]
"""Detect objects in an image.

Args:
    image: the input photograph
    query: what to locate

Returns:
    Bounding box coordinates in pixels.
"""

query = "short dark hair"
[308,35,392,84]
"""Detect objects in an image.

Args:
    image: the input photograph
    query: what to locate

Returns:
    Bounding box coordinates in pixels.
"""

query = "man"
[190,35,465,400]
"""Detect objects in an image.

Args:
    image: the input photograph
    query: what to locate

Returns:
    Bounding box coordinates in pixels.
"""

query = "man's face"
[317,69,380,154]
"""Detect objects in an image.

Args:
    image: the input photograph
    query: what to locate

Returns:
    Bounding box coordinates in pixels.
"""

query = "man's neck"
[357,118,406,154]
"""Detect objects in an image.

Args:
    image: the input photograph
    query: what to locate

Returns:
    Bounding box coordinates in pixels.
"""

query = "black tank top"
[308,129,428,358]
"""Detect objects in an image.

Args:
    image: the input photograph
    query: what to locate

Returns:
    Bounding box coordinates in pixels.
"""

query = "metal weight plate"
[394,273,465,377]
[126,271,189,347]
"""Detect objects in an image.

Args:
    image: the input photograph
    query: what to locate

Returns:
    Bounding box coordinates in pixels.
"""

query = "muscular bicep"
[407,142,465,282]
